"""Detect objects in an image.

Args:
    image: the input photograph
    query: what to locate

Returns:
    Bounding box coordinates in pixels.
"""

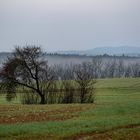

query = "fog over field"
[0,1,140,139]
[1,52,140,66]
[45,55,140,66]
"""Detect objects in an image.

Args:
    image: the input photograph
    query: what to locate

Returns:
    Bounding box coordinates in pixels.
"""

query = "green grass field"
[0,78,140,140]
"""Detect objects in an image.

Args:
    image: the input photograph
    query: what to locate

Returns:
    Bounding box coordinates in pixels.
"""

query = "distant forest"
[1,52,140,79]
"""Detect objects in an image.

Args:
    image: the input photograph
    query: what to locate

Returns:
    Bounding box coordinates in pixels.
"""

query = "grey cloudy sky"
[0,0,140,52]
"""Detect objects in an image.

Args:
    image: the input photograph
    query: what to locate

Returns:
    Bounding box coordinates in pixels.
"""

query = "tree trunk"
[80,87,85,103]
[37,90,45,104]
[40,94,45,104]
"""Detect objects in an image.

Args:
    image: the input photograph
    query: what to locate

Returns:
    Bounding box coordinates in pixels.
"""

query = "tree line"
[53,58,140,80]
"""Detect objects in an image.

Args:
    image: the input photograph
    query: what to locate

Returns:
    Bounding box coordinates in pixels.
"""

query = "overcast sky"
[0,0,140,52]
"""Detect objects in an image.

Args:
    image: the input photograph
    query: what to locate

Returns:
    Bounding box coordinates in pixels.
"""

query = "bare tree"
[115,59,125,77]
[0,46,55,104]
[91,58,103,78]
[74,62,96,103]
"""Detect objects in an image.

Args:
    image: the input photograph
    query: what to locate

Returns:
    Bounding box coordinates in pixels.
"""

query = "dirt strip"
[0,105,92,124]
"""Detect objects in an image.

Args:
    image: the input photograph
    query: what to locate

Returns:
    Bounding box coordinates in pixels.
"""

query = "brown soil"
[0,105,91,124]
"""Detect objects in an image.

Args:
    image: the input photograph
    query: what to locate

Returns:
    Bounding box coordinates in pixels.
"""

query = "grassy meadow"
[0,78,140,140]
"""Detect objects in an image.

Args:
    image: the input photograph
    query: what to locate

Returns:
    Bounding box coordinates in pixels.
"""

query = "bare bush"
[74,62,96,103]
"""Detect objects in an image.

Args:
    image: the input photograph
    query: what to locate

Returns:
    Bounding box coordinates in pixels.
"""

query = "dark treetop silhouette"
[0,46,54,104]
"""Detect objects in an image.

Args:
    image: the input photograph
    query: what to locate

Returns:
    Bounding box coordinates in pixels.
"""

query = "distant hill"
[0,47,140,66]
[57,47,140,56]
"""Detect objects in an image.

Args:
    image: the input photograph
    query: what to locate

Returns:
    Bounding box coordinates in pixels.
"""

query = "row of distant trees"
[53,58,140,80]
